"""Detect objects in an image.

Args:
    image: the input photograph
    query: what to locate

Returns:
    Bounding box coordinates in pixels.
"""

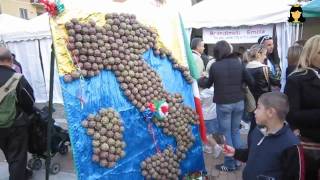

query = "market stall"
[182,0,300,90]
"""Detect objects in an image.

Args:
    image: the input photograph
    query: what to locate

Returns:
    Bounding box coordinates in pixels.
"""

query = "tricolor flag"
[179,15,207,143]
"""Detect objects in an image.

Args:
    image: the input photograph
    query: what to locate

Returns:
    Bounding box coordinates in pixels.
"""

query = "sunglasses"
[254,45,266,53]
[259,35,272,44]
[258,47,265,53]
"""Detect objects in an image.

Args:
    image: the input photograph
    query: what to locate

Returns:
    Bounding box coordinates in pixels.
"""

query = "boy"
[200,86,222,158]
[223,92,303,180]
[199,59,222,158]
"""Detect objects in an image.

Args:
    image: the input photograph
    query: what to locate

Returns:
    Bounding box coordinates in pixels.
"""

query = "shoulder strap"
[262,66,270,84]
[262,66,272,91]
[0,73,23,103]
[310,68,320,79]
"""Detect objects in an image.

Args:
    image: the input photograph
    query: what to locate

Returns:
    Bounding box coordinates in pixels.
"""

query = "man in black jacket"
[0,47,35,180]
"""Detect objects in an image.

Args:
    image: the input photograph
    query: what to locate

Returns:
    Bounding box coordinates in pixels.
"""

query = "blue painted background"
[59,49,205,180]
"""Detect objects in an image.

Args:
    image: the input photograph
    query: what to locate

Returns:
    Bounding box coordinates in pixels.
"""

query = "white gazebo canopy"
[182,0,296,28]
[0,14,29,41]
[1,13,51,42]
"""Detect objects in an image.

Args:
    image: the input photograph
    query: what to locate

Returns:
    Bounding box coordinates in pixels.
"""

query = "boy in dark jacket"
[223,92,303,180]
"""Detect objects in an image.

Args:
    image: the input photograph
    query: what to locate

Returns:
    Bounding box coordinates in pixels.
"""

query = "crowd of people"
[194,34,320,179]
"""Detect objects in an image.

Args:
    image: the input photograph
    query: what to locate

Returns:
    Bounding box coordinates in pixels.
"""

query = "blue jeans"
[205,118,219,135]
[217,100,244,169]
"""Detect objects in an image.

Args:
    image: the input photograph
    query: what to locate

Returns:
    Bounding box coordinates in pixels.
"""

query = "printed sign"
[203,25,273,44]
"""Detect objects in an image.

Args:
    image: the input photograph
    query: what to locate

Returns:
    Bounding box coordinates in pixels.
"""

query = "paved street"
[0,150,243,180]
[0,162,76,180]
[0,104,245,180]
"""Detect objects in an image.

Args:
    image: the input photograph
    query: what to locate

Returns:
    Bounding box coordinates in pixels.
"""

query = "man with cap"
[0,47,35,179]
[258,35,281,79]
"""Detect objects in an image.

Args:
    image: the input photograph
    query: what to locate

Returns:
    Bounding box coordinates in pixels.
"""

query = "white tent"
[0,14,29,43]
[0,13,63,104]
[2,13,51,42]
[181,0,300,91]
[0,14,28,34]
[182,0,296,28]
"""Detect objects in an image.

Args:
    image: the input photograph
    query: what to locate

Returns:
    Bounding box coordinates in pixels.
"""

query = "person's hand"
[293,129,301,137]
[222,144,235,157]
[200,71,208,78]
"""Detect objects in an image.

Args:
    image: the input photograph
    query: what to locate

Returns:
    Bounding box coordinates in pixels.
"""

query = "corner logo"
[288,4,306,23]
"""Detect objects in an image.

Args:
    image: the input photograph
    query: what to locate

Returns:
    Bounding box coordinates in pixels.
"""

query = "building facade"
[0,0,44,19]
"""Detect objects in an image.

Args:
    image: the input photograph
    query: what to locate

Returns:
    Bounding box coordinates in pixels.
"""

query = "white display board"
[203,25,273,44]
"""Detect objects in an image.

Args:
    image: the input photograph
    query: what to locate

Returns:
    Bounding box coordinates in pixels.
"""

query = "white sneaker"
[240,120,250,130]
[203,144,212,154]
[213,144,222,158]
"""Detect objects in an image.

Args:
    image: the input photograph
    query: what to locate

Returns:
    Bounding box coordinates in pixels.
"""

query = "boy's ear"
[266,108,276,118]
[267,107,277,118]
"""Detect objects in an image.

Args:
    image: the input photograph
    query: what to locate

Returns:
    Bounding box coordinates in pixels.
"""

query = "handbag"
[262,66,270,85]
[295,131,320,180]
[262,66,281,92]
[244,86,256,112]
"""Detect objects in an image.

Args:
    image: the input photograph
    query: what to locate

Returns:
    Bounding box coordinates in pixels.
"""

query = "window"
[19,8,28,19]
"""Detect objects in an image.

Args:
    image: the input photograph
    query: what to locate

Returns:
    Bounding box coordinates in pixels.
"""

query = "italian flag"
[179,15,207,144]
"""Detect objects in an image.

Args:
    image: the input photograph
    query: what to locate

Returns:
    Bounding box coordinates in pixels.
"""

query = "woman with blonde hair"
[246,44,280,100]
[246,44,280,131]
[284,35,320,180]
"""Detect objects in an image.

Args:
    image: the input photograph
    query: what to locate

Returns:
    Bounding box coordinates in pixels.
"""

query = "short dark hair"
[191,38,202,50]
[294,39,307,46]
[287,45,303,66]
[259,92,289,120]
[213,40,232,60]
[258,35,273,44]
[0,47,12,62]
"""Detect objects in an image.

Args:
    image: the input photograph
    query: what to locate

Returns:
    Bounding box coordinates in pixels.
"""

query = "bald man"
[0,47,35,180]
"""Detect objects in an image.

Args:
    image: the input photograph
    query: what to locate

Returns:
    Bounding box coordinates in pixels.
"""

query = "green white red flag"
[179,14,207,143]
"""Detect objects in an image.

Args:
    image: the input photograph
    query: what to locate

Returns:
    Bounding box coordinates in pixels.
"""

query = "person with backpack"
[0,47,35,180]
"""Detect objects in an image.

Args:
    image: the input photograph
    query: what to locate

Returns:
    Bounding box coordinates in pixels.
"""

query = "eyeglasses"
[259,35,272,44]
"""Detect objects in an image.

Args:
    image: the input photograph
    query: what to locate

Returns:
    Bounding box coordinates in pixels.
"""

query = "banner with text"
[203,25,273,44]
